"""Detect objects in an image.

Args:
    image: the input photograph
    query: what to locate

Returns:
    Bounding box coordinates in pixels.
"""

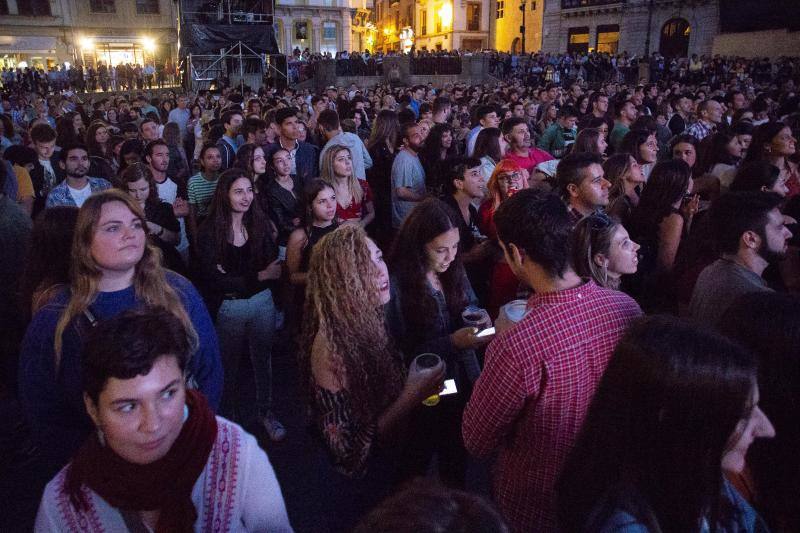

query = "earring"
[97,427,106,447]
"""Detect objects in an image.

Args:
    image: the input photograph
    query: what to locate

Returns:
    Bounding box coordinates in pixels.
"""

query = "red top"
[477,200,497,242]
[336,179,373,222]
[463,281,642,532]
[502,147,554,176]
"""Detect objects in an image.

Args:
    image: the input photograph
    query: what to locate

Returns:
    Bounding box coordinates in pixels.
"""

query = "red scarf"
[65,389,218,532]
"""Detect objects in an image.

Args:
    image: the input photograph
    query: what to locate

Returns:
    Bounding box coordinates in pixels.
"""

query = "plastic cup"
[462,305,490,330]
[500,299,529,324]
[413,353,443,407]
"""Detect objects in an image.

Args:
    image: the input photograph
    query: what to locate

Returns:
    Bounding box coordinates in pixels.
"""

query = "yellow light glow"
[142,37,156,53]
[80,37,94,50]
[438,2,453,30]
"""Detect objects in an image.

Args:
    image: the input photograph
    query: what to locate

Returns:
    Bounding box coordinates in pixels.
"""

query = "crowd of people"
[1,48,800,532]
[1,61,180,95]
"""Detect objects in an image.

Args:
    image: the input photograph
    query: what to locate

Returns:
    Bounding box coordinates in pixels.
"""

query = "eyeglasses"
[497,172,521,183]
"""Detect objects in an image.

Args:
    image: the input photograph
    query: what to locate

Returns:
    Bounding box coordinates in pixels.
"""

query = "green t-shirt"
[187,173,218,217]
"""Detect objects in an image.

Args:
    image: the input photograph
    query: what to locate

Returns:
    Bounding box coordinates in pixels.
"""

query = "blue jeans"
[216,288,276,418]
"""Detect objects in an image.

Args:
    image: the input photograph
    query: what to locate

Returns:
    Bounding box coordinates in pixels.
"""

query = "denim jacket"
[44,177,112,208]
[593,480,770,533]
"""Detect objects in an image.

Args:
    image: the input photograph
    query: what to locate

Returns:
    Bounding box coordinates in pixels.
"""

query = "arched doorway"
[659,18,690,58]
[511,37,521,55]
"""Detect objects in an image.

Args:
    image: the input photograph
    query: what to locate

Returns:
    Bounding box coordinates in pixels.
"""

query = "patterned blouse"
[313,387,376,479]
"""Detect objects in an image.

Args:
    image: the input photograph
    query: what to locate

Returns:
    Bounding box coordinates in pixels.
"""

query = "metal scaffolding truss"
[187,41,286,90]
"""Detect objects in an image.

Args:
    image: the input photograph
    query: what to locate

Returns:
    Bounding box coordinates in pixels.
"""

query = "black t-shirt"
[145,200,181,234]
[442,194,480,254]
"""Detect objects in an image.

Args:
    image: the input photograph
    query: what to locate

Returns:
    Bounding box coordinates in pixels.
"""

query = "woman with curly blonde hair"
[300,224,443,532]
[19,189,223,479]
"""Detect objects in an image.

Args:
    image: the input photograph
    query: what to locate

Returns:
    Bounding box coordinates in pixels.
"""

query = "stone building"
[0,0,178,69]
[540,0,719,58]
[491,0,545,54]
[274,0,375,55]
[374,0,490,53]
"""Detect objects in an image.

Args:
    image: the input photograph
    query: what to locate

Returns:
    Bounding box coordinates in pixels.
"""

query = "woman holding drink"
[300,225,444,532]
[386,198,492,488]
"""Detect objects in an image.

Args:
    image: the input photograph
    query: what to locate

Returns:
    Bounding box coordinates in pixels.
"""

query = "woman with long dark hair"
[386,198,489,488]
[55,111,84,148]
[472,127,508,189]
[300,225,443,532]
[197,167,284,440]
[626,159,698,312]
[118,162,183,273]
[571,127,608,158]
[20,207,79,319]
[605,153,646,224]
[557,315,773,532]
[84,121,114,180]
[730,161,790,196]
[720,292,800,531]
[619,128,658,180]
[286,179,339,288]
[695,131,744,190]
[419,123,457,194]
[366,109,400,247]
[743,121,799,197]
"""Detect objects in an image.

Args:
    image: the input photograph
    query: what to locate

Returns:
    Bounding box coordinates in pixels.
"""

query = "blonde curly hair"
[299,225,403,421]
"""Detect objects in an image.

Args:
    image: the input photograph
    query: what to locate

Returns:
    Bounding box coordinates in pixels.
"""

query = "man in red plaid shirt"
[463,190,641,532]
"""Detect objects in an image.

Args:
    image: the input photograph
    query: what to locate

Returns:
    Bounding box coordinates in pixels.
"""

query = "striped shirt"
[188,172,219,217]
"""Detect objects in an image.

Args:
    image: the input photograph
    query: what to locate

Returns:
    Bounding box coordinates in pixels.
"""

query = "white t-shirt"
[155,177,178,204]
[68,184,92,207]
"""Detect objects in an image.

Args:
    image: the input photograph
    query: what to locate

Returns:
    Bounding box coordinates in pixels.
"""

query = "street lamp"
[142,37,156,53]
[519,1,526,55]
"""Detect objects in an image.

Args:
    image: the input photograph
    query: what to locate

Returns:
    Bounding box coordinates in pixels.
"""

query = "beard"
[757,240,787,263]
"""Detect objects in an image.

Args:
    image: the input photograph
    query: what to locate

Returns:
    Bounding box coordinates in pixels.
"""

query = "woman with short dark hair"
[34,307,292,532]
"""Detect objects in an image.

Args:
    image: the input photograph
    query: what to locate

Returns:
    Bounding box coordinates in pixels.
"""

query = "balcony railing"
[561,0,624,9]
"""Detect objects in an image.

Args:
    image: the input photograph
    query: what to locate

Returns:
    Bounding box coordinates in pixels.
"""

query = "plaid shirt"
[463,281,642,532]
[685,119,716,141]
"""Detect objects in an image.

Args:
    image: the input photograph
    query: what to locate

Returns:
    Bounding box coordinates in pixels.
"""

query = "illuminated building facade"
[491,0,544,53]
[274,0,376,55]
[0,0,178,69]
[375,0,490,52]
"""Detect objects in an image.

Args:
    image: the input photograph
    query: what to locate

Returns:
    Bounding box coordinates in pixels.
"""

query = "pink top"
[502,148,554,176]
